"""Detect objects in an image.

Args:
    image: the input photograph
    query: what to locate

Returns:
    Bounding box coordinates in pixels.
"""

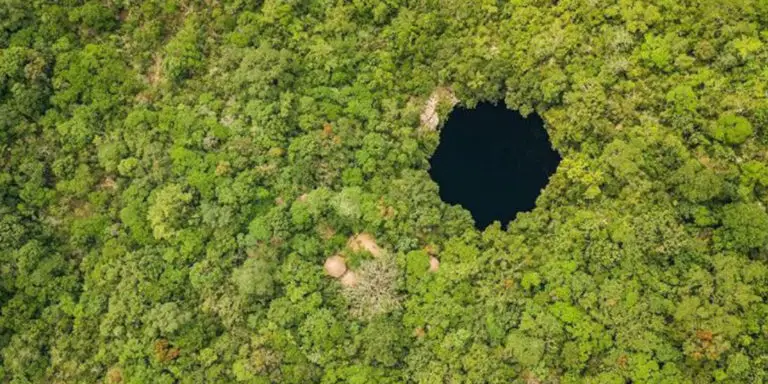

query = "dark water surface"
[428,103,561,230]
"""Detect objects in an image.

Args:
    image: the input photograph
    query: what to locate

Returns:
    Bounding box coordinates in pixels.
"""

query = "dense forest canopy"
[1,0,768,383]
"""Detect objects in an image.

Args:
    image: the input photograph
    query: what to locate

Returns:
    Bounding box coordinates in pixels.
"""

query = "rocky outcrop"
[420,87,459,132]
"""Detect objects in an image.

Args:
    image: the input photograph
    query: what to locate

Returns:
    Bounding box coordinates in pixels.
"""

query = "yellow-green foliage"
[1,1,768,383]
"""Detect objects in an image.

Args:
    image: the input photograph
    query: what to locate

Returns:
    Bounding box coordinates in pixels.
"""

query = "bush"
[709,114,753,145]
[717,202,768,251]
[342,256,401,319]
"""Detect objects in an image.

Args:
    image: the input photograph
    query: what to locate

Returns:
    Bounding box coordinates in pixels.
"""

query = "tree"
[709,114,754,145]
[147,183,193,240]
[717,202,768,252]
[232,257,276,301]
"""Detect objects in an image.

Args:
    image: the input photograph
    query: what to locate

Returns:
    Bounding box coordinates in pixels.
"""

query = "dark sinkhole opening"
[428,102,561,230]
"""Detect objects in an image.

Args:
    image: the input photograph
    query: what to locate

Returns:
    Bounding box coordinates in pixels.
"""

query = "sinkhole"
[428,102,561,230]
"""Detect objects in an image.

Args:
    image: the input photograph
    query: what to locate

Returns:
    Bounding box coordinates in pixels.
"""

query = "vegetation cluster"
[2,1,768,383]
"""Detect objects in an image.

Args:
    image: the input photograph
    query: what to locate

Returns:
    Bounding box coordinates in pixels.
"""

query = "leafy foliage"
[2,0,768,383]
